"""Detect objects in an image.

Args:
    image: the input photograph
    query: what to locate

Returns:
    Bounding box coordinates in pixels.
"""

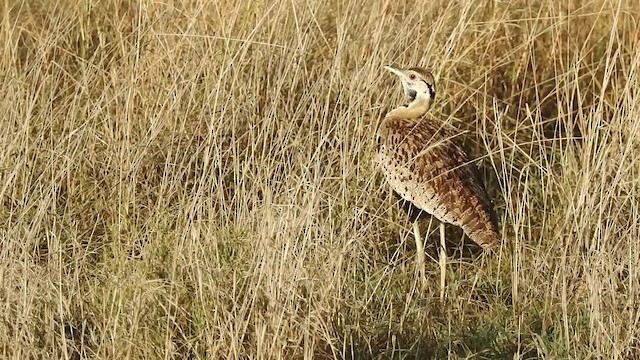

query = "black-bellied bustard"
[377,65,500,297]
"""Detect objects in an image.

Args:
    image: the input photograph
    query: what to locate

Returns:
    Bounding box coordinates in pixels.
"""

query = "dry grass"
[1,0,640,358]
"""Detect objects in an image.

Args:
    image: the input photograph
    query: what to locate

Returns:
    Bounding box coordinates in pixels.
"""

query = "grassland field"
[1,0,640,358]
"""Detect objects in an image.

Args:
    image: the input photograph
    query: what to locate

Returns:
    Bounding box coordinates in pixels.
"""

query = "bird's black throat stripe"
[428,84,436,100]
[407,89,417,102]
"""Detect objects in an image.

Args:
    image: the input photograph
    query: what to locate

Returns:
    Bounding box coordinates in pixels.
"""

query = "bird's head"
[384,65,436,105]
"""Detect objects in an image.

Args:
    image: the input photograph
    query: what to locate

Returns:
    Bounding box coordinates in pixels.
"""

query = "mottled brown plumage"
[378,66,500,249]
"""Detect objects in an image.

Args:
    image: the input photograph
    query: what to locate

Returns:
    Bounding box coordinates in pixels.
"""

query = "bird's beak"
[384,65,406,79]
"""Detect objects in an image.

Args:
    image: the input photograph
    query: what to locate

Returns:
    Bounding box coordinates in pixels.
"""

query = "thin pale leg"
[412,221,426,285]
[439,223,446,300]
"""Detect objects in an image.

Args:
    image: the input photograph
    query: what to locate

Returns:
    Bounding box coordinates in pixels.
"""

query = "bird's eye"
[409,74,416,80]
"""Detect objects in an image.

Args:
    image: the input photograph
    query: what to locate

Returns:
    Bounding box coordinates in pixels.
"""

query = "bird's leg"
[439,223,446,300]
[412,221,426,286]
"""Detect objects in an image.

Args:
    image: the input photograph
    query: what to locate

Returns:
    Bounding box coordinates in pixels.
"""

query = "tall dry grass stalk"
[1,0,639,358]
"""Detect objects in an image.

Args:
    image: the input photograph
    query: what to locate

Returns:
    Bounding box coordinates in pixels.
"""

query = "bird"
[376,65,500,295]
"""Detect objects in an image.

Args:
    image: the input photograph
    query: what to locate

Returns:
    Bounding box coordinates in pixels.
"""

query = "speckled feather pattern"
[377,116,500,249]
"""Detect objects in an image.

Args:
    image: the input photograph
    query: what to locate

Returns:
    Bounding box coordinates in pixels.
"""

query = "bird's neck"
[386,95,432,120]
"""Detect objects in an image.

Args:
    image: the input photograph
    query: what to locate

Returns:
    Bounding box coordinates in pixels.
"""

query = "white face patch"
[402,72,432,101]
[384,66,436,107]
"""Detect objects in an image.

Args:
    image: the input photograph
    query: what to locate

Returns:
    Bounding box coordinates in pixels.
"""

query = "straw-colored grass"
[1,0,639,358]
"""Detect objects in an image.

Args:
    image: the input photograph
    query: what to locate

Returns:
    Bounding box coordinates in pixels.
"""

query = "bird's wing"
[377,117,500,249]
